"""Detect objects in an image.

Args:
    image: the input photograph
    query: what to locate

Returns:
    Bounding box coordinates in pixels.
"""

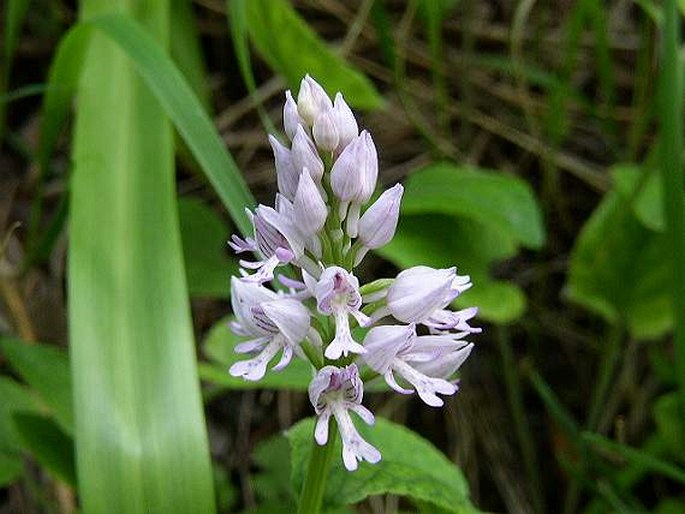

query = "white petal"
[260,298,310,344]
[315,411,331,445]
[363,324,415,373]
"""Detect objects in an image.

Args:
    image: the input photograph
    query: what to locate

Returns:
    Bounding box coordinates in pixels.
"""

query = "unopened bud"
[268,135,298,200]
[358,184,403,249]
[292,125,324,183]
[313,108,339,152]
[293,169,328,236]
[284,90,306,141]
[297,75,332,125]
[332,93,358,151]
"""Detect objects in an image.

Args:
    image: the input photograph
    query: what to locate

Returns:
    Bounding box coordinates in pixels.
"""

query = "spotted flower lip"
[309,364,380,471]
[315,267,370,359]
[229,278,311,381]
[363,324,473,407]
[385,266,473,326]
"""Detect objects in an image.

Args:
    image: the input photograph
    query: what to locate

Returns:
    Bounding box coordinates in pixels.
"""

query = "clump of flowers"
[228,75,480,471]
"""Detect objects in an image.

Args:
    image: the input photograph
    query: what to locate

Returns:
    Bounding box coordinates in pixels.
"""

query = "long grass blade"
[659,0,685,418]
[70,2,216,512]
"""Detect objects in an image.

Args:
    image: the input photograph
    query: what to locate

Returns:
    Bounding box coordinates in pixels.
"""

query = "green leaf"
[0,377,40,487]
[243,0,383,110]
[178,197,238,298]
[201,317,313,391]
[612,164,664,232]
[402,162,545,249]
[655,499,685,514]
[288,417,477,513]
[68,4,215,513]
[170,0,211,112]
[377,214,525,323]
[566,186,672,339]
[654,393,685,464]
[13,413,76,487]
[1,0,32,139]
[0,376,40,455]
[0,338,73,434]
[41,13,255,237]
[0,453,24,487]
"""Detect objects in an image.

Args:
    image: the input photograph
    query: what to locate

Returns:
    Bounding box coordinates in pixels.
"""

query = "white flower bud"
[283,90,306,141]
[358,184,403,249]
[293,169,328,237]
[332,93,358,151]
[312,108,339,152]
[297,75,332,125]
[330,130,378,204]
[268,135,298,200]
[292,125,324,183]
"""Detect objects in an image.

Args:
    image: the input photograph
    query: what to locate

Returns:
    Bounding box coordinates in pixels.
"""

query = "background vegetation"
[0,0,683,512]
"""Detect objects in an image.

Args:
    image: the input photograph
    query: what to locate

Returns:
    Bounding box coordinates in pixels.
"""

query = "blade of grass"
[660,0,685,421]
[70,1,215,512]
[582,432,685,485]
[227,0,279,136]
[1,0,32,141]
[37,14,255,237]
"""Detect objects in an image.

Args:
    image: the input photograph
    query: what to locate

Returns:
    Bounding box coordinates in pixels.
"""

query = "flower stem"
[297,421,338,514]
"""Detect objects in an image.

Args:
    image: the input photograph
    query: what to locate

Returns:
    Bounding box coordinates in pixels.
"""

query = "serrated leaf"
[178,197,238,298]
[377,214,525,322]
[402,162,545,249]
[243,0,383,110]
[566,187,672,339]
[0,338,73,434]
[288,417,478,513]
[13,413,76,486]
[201,317,313,390]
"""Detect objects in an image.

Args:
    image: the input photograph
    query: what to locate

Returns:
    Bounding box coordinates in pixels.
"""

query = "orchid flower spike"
[309,364,380,471]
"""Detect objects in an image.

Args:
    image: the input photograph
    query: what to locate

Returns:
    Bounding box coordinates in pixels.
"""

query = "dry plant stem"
[495,326,544,514]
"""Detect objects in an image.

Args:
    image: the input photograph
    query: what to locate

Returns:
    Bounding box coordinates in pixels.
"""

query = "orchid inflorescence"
[227,75,481,471]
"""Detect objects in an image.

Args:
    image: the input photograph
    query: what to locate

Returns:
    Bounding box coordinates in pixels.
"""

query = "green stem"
[495,327,545,514]
[297,421,338,514]
[585,324,623,431]
[660,0,685,422]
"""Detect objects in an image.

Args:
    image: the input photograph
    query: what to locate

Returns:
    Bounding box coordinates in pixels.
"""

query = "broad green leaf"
[612,164,664,232]
[0,453,23,487]
[653,393,685,464]
[402,162,545,249]
[201,317,312,390]
[178,197,237,298]
[656,499,685,514]
[377,214,525,322]
[41,13,255,237]
[69,4,214,513]
[0,377,40,487]
[13,413,76,486]
[566,186,672,339]
[289,417,477,513]
[0,338,73,434]
[0,376,40,454]
[243,0,383,110]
